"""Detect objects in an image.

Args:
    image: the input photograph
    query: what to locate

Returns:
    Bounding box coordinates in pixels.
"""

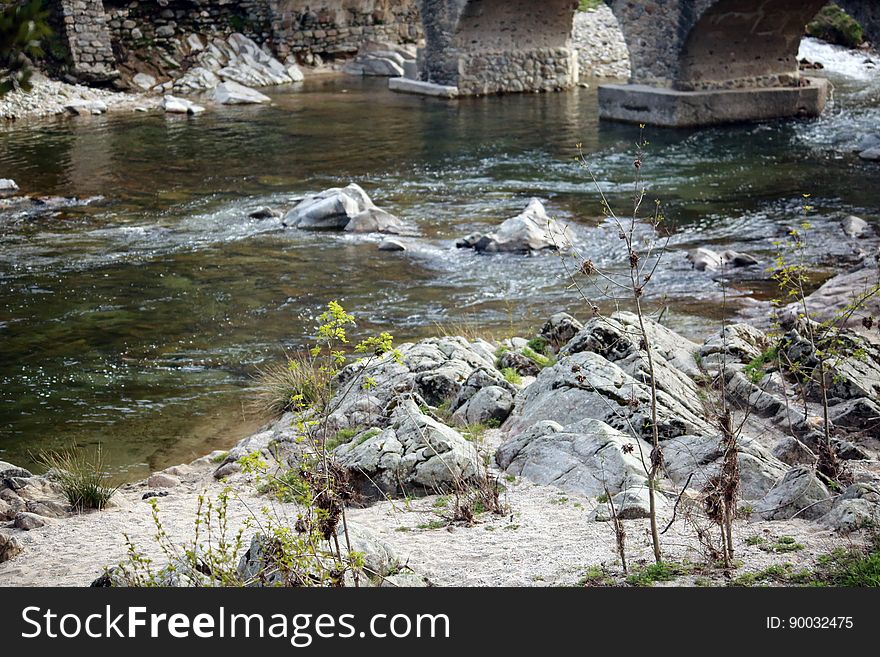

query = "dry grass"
[250,352,332,417]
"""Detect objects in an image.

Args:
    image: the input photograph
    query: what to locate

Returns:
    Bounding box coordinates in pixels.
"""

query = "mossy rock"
[806,4,865,49]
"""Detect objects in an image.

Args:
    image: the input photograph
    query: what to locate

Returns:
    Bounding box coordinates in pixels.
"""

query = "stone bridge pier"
[599,0,834,127]
[414,0,580,96]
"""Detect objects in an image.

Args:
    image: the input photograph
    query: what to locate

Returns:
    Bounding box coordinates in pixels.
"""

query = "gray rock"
[772,436,817,466]
[841,215,869,238]
[14,511,48,530]
[859,147,880,161]
[496,418,651,498]
[0,532,23,563]
[662,433,788,500]
[460,199,572,254]
[378,238,406,251]
[334,398,481,500]
[25,499,68,519]
[828,397,880,438]
[699,323,771,367]
[131,72,157,91]
[212,80,271,105]
[0,460,33,478]
[757,466,832,520]
[0,179,20,197]
[497,350,540,377]
[147,473,181,489]
[824,483,880,533]
[161,95,205,114]
[283,183,404,234]
[539,312,583,352]
[687,247,758,271]
[451,367,515,411]
[249,206,282,219]
[590,484,669,521]
[452,385,513,426]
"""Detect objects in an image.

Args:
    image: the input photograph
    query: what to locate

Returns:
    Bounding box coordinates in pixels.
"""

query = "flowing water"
[1,38,879,479]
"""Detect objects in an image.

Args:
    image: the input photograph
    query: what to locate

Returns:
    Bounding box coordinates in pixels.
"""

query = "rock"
[334,398,481,500]
[663,434,788,500]
[0,532,23,563]
[824,483,880,533]
[539,312,583,352]
[212,80,271,105]
[859,147,880,161]
[459,199,572,254]
[249,206,282,220]
[797,264,880,335]
[378,238,406,252]
[213,461,240,479]
[0,460,33,478]
[687,247,758,271]
[161,95,205,114]
[0,488,25,515]
[757,466,832,520]
[496,418,651,498]
[238,522,397,585]
[147,473,181,489]
[326,336,498,431]
[452,386,513,426]
[14,511,48,530]
[699,323,771,368]
[344,56,405,77]
[828,397,880,438]
[841,215,869,238]
[65,100,108,115]
[497,350,540,377]
[25,499,68,519]
[0,179,20,197]
[131,72,157,91]
[388,77,459,98]
[504,349,712,444]
[451,367,515,412]
[185,34,205,53]
[286,62,305,83]
[854,134,880,152]
[590,485,668,521]
[283,183,405,234]
[772,436,817,466]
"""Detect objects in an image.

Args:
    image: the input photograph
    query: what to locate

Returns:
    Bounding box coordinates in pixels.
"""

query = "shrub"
[38,444,118,511]
[0,0,52,95]
[251,352,331,417]
[807,5,864,48]
[501,367,522,385]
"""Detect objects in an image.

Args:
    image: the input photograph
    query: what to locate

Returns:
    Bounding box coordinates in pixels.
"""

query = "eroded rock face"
[282,183,406,234]
[334,399,481,500]
[496,418,652,498]
[456,199,572,253]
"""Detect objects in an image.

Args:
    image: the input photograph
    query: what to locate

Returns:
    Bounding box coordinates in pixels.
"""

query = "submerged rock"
[457,199,572,254]
[687,247,759,271]
[161,95,205,114]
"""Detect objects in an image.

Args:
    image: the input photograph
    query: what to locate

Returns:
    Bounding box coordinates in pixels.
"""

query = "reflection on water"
[1,43,879,479]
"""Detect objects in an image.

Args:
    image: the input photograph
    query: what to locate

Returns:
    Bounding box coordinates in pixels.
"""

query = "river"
[1,38,878,479]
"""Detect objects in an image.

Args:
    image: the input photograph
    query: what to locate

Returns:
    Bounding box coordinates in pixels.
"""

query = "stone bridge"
[415,0,879,126]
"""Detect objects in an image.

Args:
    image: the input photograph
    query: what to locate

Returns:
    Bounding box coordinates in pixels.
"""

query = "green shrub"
[39,445,118,511]
[0,0,52,95]
[501,367,522,385]
[807,5,864,48]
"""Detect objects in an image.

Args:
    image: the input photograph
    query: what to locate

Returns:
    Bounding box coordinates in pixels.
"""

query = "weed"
[38,445,118,511]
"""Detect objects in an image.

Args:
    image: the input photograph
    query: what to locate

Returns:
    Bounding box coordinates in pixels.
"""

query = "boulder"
[0,532,23,563]
[662,433,788,500]
[859,147,880,161]
[0,460,32,478]
[65,100,108,116]
[699,323,771,368]
[147,473,181,489]
[497,350,540,377]
[380,573,431,587]
[824,483,880,533]
[212,80,271,105]
[334,398,481,500]
[25,499,68,519]
[797,264,880,335]
[497,418,651,498]
[590,484,669,521]
[378,238,406,252]
[452,386,513,426]
[131,72,157,91]
[451,367,515,411]
[772,436,817,466]
[841,215,869,238]
[161,95,205,114]
[458,199,572,254]
[14,511,48,530]
[828,397,880,438]
[504,349,712,444]
[687,247,758,271]
[326,336,498,431]
[283,183,405,234]
[0,179,20,197]
[539,312,583,352]
[757,466,832,520]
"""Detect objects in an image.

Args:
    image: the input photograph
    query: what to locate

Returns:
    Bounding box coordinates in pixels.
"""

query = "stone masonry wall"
[100,0,420,63]
[53,0,118,81]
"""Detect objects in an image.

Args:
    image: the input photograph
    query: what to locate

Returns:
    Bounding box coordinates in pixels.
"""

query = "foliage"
[743,346,778,384]
[38,444,118,511]
[501,367,522,385]
[0,0,52,95]
[252,353,332,417]
[807,4,865,48]
[578,0,603,12]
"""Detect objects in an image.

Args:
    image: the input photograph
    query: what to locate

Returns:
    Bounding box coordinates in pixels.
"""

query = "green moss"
[579,566,614,587]
[761,536,804,554]
[627,562,692,587]
[807,5,865,48]
[521,345,556,369]
[501,367,522,385]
